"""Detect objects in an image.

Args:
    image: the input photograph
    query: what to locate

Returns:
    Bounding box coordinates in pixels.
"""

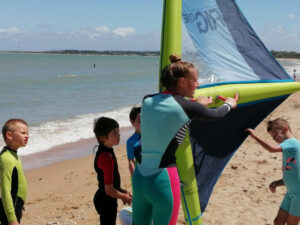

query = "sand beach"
[18,87,300,225]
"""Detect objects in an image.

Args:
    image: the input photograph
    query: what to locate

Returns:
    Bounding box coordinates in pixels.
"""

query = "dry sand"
[21,90,300,225]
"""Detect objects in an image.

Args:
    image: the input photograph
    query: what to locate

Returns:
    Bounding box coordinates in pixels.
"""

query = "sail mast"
[159,0,182,92]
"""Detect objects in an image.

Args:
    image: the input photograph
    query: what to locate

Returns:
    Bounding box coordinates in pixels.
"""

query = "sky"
[0,0,299,52]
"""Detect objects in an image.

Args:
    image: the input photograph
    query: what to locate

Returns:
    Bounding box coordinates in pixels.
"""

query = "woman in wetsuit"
[132,55,237,225]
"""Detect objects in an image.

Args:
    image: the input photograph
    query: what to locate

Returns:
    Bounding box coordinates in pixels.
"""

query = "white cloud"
[259,24,300,52]
[0,27,22,35]
[270,25,285,34]
[0,26,136,40]
[0,25,160,51]
[76,26,135,39]
[95,26,111,34]
[87,26,112,40]
[112,27,135,37]
[288,14,295,19]
[286,33,299,39]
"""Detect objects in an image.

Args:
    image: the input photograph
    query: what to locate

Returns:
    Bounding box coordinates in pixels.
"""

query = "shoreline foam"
[21,126,134,171]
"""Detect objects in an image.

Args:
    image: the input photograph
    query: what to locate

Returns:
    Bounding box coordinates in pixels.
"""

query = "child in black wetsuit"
[93,117,132,225]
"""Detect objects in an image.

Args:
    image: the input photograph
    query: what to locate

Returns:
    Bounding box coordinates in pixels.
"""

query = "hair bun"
[169,54,181,63]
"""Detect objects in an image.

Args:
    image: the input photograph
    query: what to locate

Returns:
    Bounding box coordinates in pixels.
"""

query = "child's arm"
[245,128,282,152]
[0,158,20,224]
[97,152,132,204]
[128,159,135,176]
[9,222,20,225]
[105,184,132,205]
[127,139,136,176]
[269,179,284,193]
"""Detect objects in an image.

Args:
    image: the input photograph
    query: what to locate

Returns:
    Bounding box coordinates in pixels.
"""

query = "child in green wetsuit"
[246,118,300,225]
[0,119,28,225]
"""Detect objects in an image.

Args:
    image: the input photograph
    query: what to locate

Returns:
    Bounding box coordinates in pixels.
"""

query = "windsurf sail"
[159,0,300,224]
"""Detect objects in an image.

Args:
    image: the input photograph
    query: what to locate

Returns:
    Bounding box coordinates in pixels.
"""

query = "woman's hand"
[196,96,213,106]
[225,97,237,109]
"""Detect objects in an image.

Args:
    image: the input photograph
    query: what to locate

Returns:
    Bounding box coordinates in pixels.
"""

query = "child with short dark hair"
[0,119,29,225]
[246,118,300,225]
[93,117,132,225]
[126,106,141,176]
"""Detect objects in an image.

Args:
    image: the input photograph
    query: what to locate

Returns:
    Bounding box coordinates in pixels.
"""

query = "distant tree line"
[270,50,300,59]
[44,50,160,56]
[2,50,299,59]
[46,50,299,59]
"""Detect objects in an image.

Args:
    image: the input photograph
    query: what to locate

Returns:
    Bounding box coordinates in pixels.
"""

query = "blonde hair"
[267,118,291,132]
[160,54,196,90]
[2,119,28,140]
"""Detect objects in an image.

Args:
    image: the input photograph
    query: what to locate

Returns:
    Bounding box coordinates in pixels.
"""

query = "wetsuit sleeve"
[174,95,231,120]
[0,156,18,223]
[97,152,114,184]
[126,139,135,160]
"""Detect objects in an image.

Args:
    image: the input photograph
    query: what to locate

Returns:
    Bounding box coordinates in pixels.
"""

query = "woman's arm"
[174,95,236,120]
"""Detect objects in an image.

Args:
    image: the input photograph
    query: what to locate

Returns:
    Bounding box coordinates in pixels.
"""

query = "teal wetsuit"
[132,92,231,225]
[280,138,300,217]
[0,147,27,224]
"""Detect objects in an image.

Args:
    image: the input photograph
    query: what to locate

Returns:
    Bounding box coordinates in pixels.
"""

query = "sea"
[0,53,299,157]
[0,53,158,156]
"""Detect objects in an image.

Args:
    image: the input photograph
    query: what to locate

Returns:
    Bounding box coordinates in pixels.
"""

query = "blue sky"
[0,0,299,52]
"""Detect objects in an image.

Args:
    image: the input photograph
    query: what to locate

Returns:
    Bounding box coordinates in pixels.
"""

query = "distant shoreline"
[1,50,300,59]
[0,50,160,57]
[277,57,300,61]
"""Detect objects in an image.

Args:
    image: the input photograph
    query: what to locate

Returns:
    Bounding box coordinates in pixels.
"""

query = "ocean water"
[0,54,299,156]
[0,53,158,155]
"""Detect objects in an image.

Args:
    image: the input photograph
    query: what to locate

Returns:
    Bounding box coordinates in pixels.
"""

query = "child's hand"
[269,181,277,193]
[124,190,132,197]
[196,96,213,106]
[245,128,255,137]
[9,221,20,225]
[122,192,132,205]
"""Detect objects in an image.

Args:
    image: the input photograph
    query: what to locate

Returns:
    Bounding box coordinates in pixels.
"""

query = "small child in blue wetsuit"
[246,118,300,225]
[93,117,132,225]
[126,106,141,176]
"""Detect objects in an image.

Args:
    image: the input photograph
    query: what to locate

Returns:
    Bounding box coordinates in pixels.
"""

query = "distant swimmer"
[294,69,296,80]
[94,63,96,69]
